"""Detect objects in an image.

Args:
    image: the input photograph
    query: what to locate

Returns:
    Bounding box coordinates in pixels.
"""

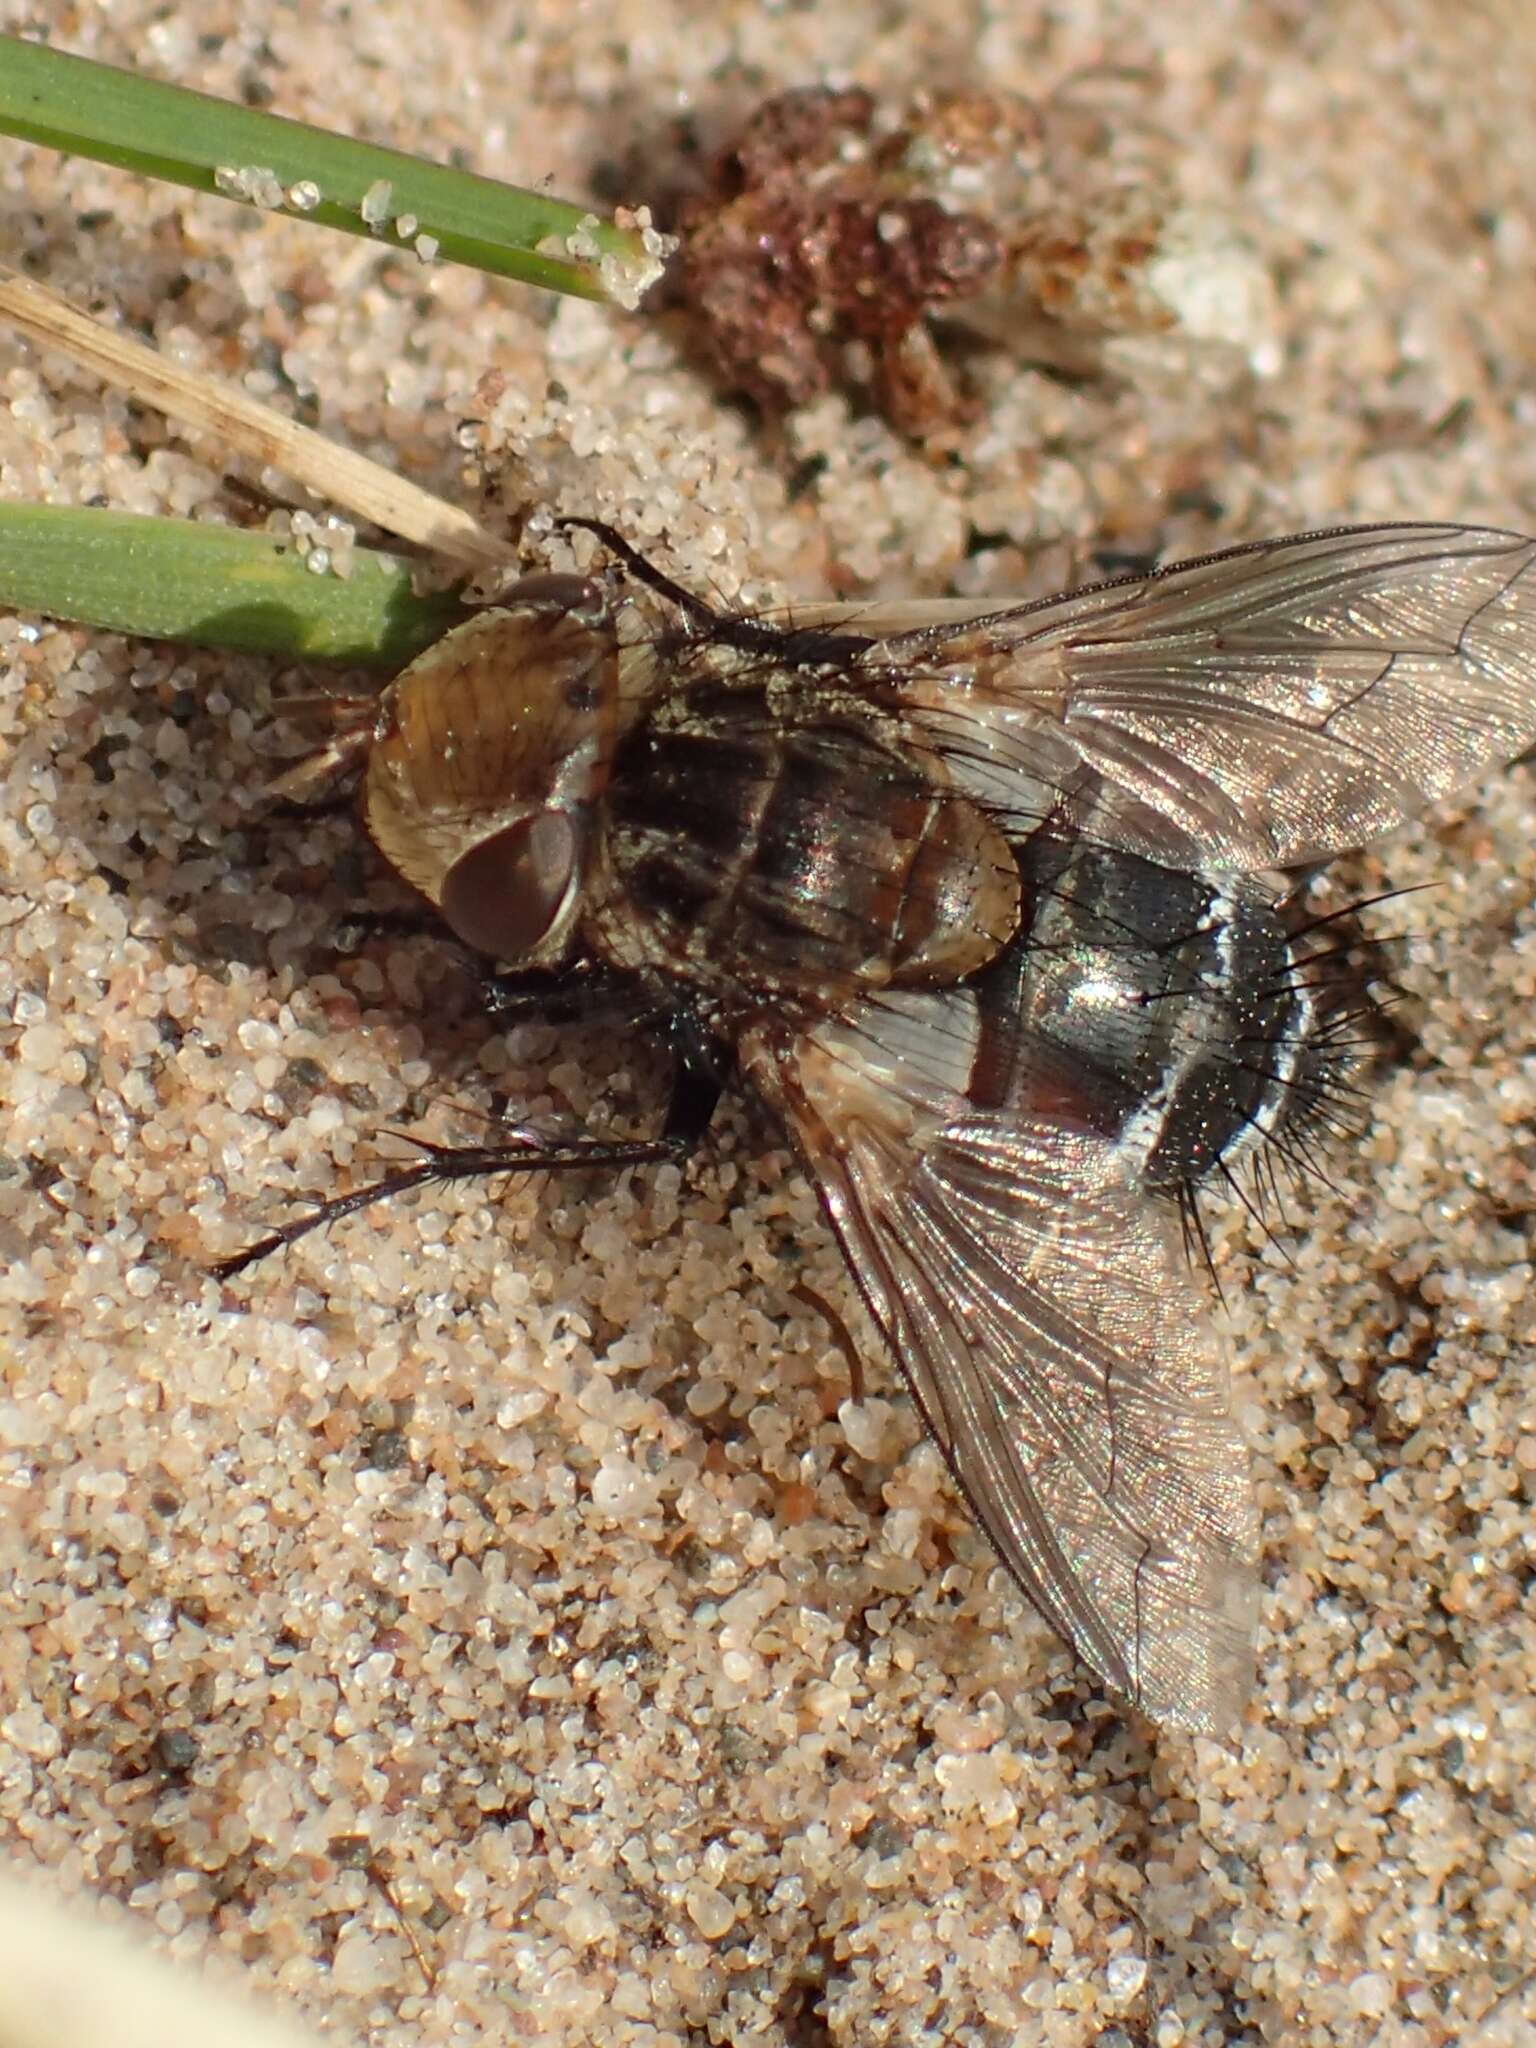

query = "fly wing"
[742,991,1259,1734]
[786,523,1536,871]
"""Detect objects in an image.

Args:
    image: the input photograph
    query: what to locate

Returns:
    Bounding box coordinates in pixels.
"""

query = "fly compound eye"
[438,810,583,962]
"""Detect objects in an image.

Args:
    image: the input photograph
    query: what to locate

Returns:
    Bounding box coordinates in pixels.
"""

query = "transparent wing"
[785,523,1536,870]
[742,992,1259,1734]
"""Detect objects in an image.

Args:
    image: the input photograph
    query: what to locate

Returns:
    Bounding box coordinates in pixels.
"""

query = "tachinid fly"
[223,520,1536,1734]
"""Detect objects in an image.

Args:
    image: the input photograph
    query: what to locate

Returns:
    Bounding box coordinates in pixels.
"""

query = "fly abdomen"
[973,828,1336,1196]
[600,706,1020,1001]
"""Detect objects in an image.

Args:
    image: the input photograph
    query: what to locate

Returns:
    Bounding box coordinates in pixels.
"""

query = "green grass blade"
[0,37,669,306]
[0,503,470,667]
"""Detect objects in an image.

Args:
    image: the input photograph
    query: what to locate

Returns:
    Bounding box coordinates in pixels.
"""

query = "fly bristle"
[1246,892,1409,1223]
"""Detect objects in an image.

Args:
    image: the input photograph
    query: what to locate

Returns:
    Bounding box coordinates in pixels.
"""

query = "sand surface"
[3,3,1535,2043]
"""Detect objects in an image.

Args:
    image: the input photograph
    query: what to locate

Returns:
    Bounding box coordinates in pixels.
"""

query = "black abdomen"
[973,827,1323,1194]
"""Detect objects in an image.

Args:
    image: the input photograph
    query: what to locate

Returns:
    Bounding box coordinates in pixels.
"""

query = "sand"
[2,2,1534,2044]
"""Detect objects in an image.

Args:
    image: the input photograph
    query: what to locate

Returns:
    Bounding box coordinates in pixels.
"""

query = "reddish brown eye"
[439,811,581,961]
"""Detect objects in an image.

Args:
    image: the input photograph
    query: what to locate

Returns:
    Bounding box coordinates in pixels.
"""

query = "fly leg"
[482,959,658,1027]
[212,1016,728,1280]
[554,516,725,631]
[554,516,875,666]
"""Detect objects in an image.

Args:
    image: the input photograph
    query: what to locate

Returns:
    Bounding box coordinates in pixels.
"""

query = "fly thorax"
[599,700,1021,1001]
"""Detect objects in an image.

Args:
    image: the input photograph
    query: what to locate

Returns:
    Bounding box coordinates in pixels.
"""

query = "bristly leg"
[554,516,725,631]
[555,515,879,668]
[787,1279,866,1403]
[213,1014,728,1280]
[211,1130,684,1280]
[482,959,670,1030]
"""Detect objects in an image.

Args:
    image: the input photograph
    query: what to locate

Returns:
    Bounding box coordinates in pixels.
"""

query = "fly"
[217,518,1536,1734]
